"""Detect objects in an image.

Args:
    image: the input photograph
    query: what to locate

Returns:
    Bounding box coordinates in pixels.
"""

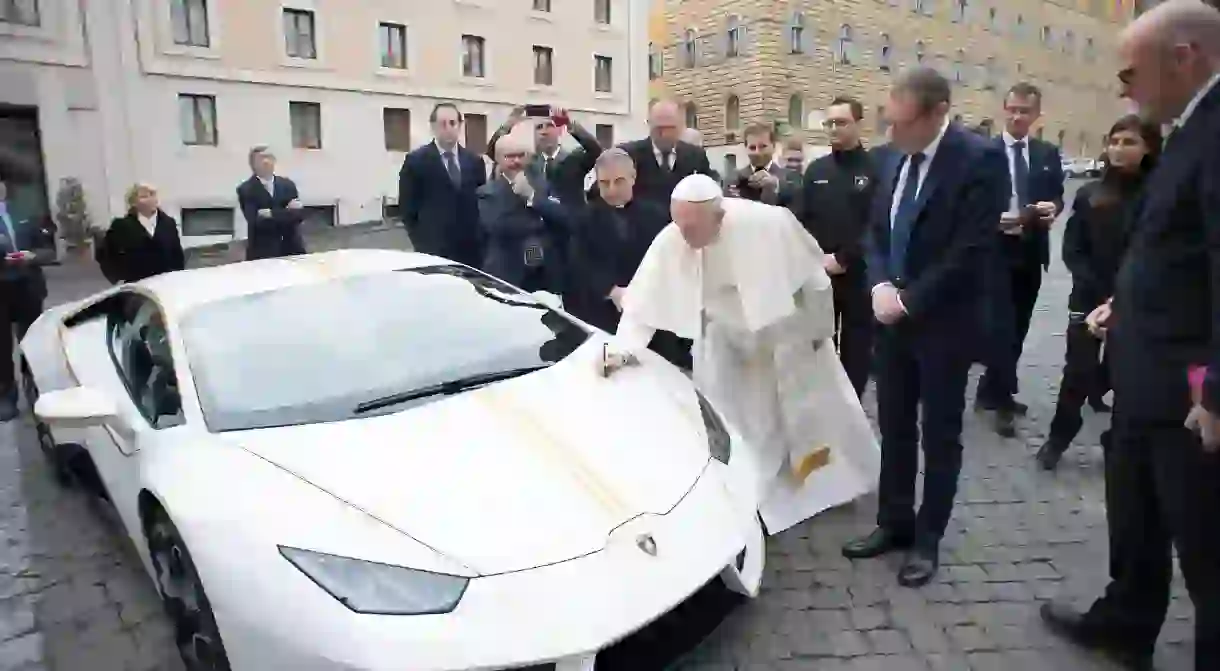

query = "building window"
[787,95,803,129]
[682,29,698,67]
[725,95,740,130]
[594,0,610,25]
[648,42,663,80]
[1016,61,1024,75]
[1085,37,1095,62]
[462,34,486,77]
[594,55,613,93]
[879,33,892,71]
[953,0,967,22]
[379,22,407,69]
[301,205,336,229]
[178,94,217,146]
[876,105,889,134]
[788,13,805,54]
[987,7,998,31]
[1041,25,1052,46]
[1016,14,1025,39]
[725,16,742,58]
[684,102,698,129]
[180,207,234,237]
[383,108,411,151]
[915,40,926,64]
[595,124,614,148]
[464,113,488,154]
[0,0,39,26]
[953,49,965,84]
[983,56,996,90]
[283,8,317,59]
[836,25,853,65]
[170,0,209,47]
[533,46,554,86]
[1063,29,1075,55]
[289,101,322,149]
[912,0,926,14]
[533,0,550,11]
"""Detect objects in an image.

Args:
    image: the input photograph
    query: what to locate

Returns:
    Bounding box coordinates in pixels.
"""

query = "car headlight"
[696,391,731,464]
[279,546,469,615]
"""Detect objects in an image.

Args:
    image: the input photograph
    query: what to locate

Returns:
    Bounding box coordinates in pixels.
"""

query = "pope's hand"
[824,255,846,276]
[597,344,640,378]
[1185,405,1220,452]
[872,283,905,325]
[1086,299,1112,338]
[609,286,626,310]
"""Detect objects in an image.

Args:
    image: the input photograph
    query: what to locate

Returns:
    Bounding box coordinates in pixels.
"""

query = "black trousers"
[832,271,873,398]
[0,285,43,396]
[1083,414,1220,666]
[978,263,1043,403]
[1048,322,1109,446]
[874,325,973,545]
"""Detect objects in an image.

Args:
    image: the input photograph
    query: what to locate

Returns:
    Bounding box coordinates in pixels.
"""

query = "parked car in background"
[1062,157,1100,179]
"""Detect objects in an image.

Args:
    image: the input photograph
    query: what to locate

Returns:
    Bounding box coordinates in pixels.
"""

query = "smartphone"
[524,104,552,118]
[1021,204,1040,219]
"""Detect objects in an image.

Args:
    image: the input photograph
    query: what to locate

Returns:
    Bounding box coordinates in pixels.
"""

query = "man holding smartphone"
[485,105,601,203]
[0,178,55,421]
[975,83,1065,437]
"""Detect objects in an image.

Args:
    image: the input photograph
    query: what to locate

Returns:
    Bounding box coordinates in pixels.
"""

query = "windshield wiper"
[353,366,551,414]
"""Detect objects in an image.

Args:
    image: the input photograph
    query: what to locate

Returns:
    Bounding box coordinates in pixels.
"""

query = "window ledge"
[526,84,555,93]
[161,43,221,60]
[376,67,413,80]
[281,57,328,71]
[0,21,54,41]
[459,76,493,87]
[528,11,554,22]
[593,92,617,100]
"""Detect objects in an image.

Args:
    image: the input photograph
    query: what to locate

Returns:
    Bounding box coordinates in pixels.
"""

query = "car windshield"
[179,265,592,432]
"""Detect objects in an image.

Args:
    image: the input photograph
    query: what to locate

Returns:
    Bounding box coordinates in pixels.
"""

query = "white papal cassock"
[611,185,881,534]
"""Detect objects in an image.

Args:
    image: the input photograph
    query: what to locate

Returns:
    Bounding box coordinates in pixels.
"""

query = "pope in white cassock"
[602,174,881,534]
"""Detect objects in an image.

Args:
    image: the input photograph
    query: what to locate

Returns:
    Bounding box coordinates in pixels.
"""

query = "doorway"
[0,105,51,229]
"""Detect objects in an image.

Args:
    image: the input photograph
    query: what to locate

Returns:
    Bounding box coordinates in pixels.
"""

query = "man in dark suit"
[800,97,880,397]
[0,178,55,421]
[1040,3,1220,669]
[731,123,801,211]
[486,107,600,190]
[619,100,714,207]
[398,103,487,267]
[236,146,306,260]
[841,68,1009,587]
[477,134,569,294]
[975,82,1066,436]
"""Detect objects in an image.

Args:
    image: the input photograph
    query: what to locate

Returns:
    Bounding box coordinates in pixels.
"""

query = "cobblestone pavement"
[0,190,1197,670]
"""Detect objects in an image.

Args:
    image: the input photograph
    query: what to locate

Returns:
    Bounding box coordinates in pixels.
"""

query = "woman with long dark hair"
[1036,115,1162,471]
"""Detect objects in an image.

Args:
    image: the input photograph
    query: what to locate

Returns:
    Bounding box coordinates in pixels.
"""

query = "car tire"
[146,509,233,671]
[20,359,72,486]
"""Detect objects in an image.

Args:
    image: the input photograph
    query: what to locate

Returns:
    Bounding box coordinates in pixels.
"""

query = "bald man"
[1039,2,1220,669]
[618,100,715,207]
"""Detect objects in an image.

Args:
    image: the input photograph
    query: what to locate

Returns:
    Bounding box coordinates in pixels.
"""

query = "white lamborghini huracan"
[21,249,765,671]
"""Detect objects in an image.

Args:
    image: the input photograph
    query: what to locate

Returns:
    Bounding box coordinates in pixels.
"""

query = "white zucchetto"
[671,174,722,203]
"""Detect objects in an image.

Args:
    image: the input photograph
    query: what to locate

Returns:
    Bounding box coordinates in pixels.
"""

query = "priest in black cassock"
[566,148,692,369]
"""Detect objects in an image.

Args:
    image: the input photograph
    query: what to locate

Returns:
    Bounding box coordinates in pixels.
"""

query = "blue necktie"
[0,211,16,255]
[889,152,925,281]
[443,150,461,186]
[1011,140,1030,207]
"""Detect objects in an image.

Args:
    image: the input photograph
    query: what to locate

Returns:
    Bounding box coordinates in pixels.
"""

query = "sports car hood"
[226,344,712,575]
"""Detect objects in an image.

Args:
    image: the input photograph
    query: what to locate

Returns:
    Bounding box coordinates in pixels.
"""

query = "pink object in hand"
[1188,365,1207,405]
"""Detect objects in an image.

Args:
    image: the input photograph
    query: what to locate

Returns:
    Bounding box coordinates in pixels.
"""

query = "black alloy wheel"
[146,511,233,671]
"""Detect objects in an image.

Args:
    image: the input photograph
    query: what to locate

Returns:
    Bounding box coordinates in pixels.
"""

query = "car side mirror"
[531,290,562,309]
[35,386,120,429]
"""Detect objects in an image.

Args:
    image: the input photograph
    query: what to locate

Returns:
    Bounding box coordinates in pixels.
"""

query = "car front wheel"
[146,509,233,671]
[20,360,71,486]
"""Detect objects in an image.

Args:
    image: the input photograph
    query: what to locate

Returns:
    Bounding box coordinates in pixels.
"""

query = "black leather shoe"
[1039,602,1154,671]
[1036,440,1068,471]
[994,407,1017,438]
[842,527,913,560]
[897,546,939,587]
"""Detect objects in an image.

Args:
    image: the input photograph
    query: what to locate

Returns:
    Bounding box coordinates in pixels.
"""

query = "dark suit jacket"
[477,174,569,291]
[1110,81,1220,421]
[566,199,668,331]
[98,210,185,284]
[1061,180,1138,313]
[993,136,1064,269]
[865,124,1009,339]
[619,139,714,207]
[398,142,487,267]
[236,175,306,260]
[0,208,55,303]
[733,163,801,211]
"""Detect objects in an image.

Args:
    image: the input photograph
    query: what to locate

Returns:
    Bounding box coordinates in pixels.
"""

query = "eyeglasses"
[822,118,853,129]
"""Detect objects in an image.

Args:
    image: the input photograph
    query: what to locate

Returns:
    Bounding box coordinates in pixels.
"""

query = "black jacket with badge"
[799,145,877,269]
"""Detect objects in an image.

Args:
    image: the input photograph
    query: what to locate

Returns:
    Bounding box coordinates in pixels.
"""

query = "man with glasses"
[799,97,879,398]
[840,68,1009,587]
[398,102,487,267]
[1040,3,1220,668]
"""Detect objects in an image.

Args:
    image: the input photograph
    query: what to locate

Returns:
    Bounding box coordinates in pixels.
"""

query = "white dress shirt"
[137,212,157,237]
[888,118,950,229]
[435,140,462,176]
[258,175,275,196]
[653,143,676,170]
[1001,131,1031,215]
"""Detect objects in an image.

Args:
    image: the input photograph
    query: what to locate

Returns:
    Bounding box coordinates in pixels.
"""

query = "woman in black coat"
[97,183,185,284]
[1037,115,1162,471]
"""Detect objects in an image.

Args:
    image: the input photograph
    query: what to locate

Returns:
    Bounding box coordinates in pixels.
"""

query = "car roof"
[138,249,453,316]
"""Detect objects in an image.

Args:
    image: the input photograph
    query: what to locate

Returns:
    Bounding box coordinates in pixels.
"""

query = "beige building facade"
[1,0,650,247]
[649,0,1134,173]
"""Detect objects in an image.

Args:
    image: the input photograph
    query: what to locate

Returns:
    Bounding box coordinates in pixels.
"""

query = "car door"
[59,291,187,555]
